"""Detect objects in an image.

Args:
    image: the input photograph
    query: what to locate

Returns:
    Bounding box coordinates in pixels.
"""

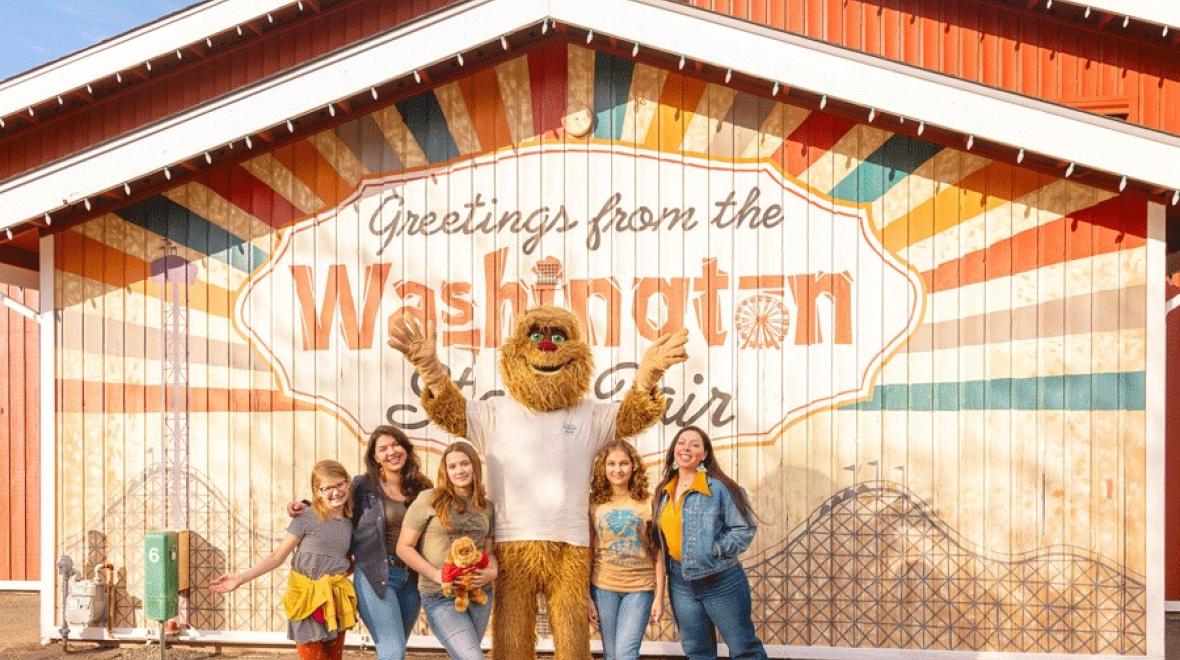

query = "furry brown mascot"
[389,305,687,659]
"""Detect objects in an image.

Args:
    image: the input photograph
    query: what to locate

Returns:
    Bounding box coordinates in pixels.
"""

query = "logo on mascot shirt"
[234,144,922,457]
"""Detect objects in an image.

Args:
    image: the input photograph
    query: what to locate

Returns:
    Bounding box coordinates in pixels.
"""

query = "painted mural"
[54,40,1150,654]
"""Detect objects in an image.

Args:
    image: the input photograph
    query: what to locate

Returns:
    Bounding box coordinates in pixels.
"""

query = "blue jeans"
[591,585,654,660]
[354,566,421,660]
[667,561,767,660]
[421,589,493,660]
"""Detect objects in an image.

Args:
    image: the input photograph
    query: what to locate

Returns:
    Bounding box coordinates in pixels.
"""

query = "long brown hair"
[590,441,650,505]
[651,426,757,528]
[431,442,489,530]
[311,460,354,521]
[363,425,432,505]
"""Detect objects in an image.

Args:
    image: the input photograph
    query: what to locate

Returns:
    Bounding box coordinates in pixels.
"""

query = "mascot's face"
[500,306,593,412]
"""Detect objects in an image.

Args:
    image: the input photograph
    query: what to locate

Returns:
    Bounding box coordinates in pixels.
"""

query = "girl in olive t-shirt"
[397,442,497,660]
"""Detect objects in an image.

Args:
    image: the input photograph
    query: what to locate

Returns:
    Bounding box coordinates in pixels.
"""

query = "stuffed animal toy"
[390,305,687,660]
[441,536,490,613]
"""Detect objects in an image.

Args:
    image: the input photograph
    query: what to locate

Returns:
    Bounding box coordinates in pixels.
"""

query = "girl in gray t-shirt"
[212,460,357,659]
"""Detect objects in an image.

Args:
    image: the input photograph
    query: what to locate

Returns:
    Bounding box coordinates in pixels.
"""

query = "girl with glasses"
[212,460,358,660]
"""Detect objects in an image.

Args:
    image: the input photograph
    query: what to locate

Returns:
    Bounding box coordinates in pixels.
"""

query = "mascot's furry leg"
[544,544,592,660]
[493,542,591,660]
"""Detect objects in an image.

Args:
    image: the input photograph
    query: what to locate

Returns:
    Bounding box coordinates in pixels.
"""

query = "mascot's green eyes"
[528,331,568,343]
[552,334,566,343]
[529,331,544,342]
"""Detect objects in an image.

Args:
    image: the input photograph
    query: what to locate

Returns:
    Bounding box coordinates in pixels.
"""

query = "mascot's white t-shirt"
[466,396,620,546]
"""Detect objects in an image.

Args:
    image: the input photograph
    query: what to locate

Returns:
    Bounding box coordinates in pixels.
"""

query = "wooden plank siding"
[0,284,39,582]
[3,0,1180,190]
[0,0,462,183]
[684,0,1180,132]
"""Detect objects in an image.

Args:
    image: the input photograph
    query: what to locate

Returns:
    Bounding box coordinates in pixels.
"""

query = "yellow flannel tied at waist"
[282,571,358,632]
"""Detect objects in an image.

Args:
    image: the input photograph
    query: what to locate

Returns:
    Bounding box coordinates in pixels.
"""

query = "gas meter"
[64,564,113,627]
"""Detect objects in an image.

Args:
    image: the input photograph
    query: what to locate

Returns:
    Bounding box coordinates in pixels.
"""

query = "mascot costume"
[389,305,687,659]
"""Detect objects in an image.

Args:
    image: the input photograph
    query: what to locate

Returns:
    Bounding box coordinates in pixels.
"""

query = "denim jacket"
[656,475,756,580]
[350,474,416,598]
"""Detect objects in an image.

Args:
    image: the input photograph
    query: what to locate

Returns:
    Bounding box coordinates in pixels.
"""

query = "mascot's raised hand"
[635,328,690,391]
[614,327,689,439]
[387,312,469,436]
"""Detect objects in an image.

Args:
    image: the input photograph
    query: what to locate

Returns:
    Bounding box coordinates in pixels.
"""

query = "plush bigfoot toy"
[389,305,687,659]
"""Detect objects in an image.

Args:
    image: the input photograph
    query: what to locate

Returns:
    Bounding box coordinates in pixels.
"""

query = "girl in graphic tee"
[587,440,665,660]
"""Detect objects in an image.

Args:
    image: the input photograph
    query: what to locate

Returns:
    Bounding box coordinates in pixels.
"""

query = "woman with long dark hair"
[652,426,766,659]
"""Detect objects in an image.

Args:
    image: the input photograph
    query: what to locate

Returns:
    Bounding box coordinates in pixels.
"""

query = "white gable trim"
[2,0,1179,232]
[0,0,298,121]
[1052,0,1180,31]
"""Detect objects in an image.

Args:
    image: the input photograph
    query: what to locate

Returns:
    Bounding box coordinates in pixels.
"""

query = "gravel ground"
[5,592,1180,658]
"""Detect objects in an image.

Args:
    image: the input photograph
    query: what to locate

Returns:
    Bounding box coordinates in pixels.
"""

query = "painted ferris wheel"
[734,294,790,350]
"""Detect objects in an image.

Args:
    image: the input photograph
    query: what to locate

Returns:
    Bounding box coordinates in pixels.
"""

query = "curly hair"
[589,440,650,505]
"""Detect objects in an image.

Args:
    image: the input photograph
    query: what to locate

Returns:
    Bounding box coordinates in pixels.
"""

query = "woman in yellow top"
[587,440,666,660]
[652,426,766,660]
[212,460,357,660]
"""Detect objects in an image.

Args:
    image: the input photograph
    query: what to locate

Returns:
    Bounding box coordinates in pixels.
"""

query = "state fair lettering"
[233,144,924,457]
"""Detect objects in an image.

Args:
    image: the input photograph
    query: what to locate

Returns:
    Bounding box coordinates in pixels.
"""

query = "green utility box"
[144,531,179,621]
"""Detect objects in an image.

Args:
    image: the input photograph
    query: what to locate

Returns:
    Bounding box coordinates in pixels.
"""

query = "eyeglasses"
[317,481,349,496]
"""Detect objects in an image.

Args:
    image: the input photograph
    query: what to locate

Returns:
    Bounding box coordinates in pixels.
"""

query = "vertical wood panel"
[0,286,12,579]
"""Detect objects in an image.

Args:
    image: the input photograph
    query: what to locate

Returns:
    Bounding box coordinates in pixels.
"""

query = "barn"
[0,0,1176,656]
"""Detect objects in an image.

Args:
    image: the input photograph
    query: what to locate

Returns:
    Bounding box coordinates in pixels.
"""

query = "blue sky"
[0,0,194,80]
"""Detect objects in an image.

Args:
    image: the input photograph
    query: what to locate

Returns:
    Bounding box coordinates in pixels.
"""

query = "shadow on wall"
[61,463,282,632]
[79,530,142,629]
[745,480,1147,654]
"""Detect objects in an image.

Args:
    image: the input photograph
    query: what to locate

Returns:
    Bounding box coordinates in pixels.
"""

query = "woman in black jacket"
[290,425,432,659]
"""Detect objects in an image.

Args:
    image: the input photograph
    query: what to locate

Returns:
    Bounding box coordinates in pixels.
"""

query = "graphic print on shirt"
[597,508,646,567]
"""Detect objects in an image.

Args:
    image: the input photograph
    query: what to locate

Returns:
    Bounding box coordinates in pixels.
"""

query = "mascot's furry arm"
[616,328,689,439]
[387,313,468,437]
